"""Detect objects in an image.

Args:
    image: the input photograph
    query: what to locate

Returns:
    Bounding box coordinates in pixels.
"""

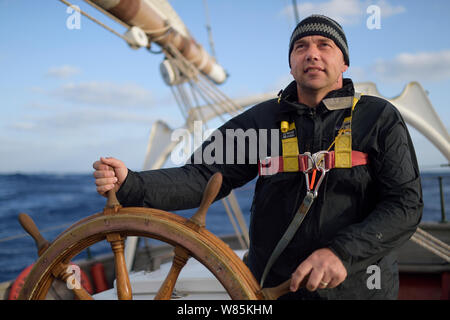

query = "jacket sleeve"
[116,109,260,211]
[328,103,423,272]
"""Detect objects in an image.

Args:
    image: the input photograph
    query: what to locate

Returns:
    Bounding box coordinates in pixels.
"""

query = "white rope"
[169,86,188,120]
[0,222,73,243]
[58,0,129,42]
[410,228,450,263]
[83,0,130,29]
[416,227,450,252]
[410,235,450,263]
[202,0,217,59]
[221,198,248,250]
[226,192,250,248]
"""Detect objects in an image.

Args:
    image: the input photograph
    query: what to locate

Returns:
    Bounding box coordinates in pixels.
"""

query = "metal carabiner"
[300,152,314,193]
[312,151,331,173]
[308,151,330,198]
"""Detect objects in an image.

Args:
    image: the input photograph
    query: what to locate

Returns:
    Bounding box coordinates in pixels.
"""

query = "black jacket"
[117,79,423,299]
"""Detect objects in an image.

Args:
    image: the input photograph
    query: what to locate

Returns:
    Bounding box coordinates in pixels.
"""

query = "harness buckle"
[302,151,330,198]
[312,151,331,173]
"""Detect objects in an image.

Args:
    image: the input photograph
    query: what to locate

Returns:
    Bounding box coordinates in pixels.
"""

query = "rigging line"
[410,234,450,262]
[196,80,239,116]
[164,42,233,119]
[178,84,197,117]
[194,75,237,114]
[169,54,198,82]
[187,67,238,115]
[202,0,217,59]
[58,0,128,42]
[162,44,198,79]
[169,85,188,120]
[83,0,130,29]
[188,81,208,124]
[189,82,227,123]
[163,50,196,115]
[196,72,241,114]
[191,83,226,122]
[176,85,193,118]
[193,79,235,116]
[164,46,194,82]
[0,222,73,244]
[166,42,196,72]
[412,232,450,257]
[221,198,248,250]
[416,227,450,252]
[161,35,237,120]
[292,0,300,24]
[177,81,195,111]
[225,191,250,248]
[164,49,213,123]
[415,235,450,258]
[169,85,194,161]
[85,0,172,43]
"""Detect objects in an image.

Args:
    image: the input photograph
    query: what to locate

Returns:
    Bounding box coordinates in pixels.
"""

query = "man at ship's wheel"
[93,14,423,300]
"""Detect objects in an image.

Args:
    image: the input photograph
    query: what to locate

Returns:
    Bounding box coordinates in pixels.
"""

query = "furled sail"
[91,0,227,84]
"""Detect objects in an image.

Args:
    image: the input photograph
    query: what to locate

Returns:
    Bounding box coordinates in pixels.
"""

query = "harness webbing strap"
[333,96,359,168]
[260,192,315,287]
[280,121,300,172]
[258,151,368,176]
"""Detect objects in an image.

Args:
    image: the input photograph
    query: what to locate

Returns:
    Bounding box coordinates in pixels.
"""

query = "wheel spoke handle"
[154,246,190,300]
[18,213,50,256]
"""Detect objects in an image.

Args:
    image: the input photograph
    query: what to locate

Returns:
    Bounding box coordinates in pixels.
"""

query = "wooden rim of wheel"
[18,207,264,300]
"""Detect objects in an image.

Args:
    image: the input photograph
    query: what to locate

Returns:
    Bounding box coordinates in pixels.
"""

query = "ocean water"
[0,172,448,283]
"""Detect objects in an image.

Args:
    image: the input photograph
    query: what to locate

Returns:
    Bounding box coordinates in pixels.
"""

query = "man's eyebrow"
[294,37,333,45]
[316,38,333,43]
[294,39,308,45]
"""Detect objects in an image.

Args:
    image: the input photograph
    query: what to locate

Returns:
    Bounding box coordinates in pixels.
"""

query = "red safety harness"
[258,94,370,287]
[258,151,369,176]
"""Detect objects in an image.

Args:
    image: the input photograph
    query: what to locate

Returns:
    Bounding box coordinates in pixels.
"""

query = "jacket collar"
[278,78,355,117]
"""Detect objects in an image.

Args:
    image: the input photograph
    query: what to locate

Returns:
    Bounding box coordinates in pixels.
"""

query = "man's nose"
[305,45,320,61]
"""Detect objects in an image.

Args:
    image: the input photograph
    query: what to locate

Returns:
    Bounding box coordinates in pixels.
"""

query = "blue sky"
[1,0,449,173]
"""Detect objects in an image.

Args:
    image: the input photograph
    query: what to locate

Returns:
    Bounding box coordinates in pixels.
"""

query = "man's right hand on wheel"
[92,157,128,197]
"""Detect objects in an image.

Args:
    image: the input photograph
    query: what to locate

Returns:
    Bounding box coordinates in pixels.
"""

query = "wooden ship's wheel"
[17,173,289,300]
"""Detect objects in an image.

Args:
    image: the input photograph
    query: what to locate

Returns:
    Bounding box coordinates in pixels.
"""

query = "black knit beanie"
[288,14,349,67]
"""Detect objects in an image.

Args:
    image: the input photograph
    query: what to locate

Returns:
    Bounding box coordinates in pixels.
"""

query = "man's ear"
[342,63,349,73]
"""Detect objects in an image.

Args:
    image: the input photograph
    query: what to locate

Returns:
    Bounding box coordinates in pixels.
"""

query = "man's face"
[289,35,348,95]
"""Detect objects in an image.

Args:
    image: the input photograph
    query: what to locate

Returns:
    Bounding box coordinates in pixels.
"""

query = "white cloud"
[373,50,450,83]
[9,108,159,132]
[280,0,405,26]
[46,65,81,79]
[51,81,153,108]
[374,0,406,18]
[346,66,367,81]
[10,121,36,130]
